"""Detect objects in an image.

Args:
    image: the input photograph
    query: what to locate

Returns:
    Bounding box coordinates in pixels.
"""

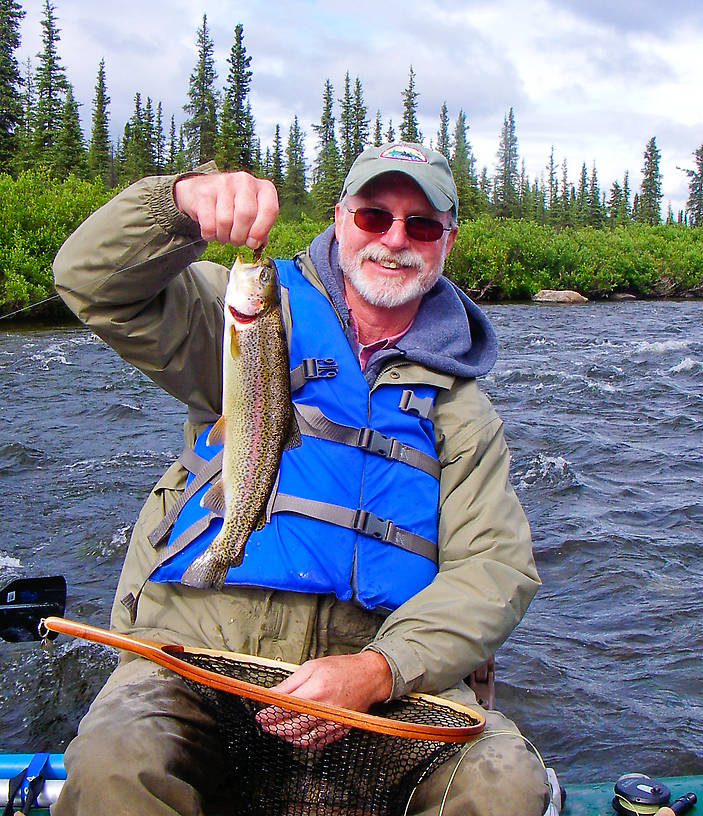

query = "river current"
[0,300,701,785]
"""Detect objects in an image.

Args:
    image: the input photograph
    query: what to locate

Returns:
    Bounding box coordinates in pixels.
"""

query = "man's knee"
[53,658,228,816]
[409,709,550,816]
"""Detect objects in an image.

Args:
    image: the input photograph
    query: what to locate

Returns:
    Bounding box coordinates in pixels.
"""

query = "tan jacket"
[53,173,540,699]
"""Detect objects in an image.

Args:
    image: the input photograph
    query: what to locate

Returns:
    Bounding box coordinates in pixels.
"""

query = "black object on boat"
[0,576,66,642]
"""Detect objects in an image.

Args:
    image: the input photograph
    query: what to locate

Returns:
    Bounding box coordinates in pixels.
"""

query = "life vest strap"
[271,493,438,563]
[150,511,219,573]
[290,357,338,392]
[178,446,210,476]
[294,403,440,479]
[147,449,224,547]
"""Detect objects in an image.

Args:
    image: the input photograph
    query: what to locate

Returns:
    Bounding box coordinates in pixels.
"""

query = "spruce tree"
[183,14,219,166]
[351,76,369,161]
[373,110,383,147]
[622,171,632,219]
[576,162,588,224]
[87,59,111,184]
[400,66,421,143]
[33,0,69,166]
[154,101,165,172]
[252,133,262,174]
[338,72,354,174]
[683,144,703,226]
[120,92,152,182]
[587,163,604,227]
[143,96,156,172]
[166,114,177,173]
[282,115,307,211]
[545,147,558,220]
[177,124,187,171]
[558,158,570,227]
[218,23,254,170]
[53,84,86,177]
[494,107,519,218]
[637,136,662,225]
[607,180,625,226]
[385,119,395,143]
[0,0,26,170]
[271,124,284,191]
[450,110,481,218]
[311,79,341,219]
[436,102,450,159]
[15,56,34,168]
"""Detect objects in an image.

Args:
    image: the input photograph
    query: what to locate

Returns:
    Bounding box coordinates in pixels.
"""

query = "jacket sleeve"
[53,170,228,421]
[367,378,540,697]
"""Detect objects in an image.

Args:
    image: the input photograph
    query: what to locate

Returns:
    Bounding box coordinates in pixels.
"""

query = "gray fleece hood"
[306,225,497,383]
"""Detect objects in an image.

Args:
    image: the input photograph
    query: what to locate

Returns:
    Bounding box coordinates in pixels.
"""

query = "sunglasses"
[346,206,452,243]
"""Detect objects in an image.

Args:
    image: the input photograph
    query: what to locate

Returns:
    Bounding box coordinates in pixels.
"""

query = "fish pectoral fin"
[230,324,240,358]
[207,415,226,447]
[200,478,226,516]
[284,408,302,450]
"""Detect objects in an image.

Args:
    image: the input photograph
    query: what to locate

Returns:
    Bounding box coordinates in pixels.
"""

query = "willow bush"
[445,216,703,299]
[0,169,113,318]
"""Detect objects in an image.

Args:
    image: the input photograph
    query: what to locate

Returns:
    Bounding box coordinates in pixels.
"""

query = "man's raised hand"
[173,171,279,249]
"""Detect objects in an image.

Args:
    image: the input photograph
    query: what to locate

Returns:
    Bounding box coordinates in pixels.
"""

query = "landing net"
[179,651,481,816]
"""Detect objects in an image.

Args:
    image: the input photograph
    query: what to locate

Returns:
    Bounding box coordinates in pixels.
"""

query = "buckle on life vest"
[352,508,396,542]
[303,357,338,379]
[357,427,396,459]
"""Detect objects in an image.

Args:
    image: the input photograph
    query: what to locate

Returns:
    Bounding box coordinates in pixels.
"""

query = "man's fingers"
[255,706,349,748]
[246,180,279,249]
[173,172,279,247]
[193,193,218,243]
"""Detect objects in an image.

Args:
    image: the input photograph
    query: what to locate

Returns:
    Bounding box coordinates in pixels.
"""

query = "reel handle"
[655,792,697,816]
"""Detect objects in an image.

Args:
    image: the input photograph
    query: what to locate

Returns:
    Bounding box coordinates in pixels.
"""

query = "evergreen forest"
[2,0,703,320]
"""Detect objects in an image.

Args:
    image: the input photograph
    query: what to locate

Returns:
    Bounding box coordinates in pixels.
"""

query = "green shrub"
[2,172,701,323]
[0,169,113,317]
[444,216,703,300]
[202,213,330,267]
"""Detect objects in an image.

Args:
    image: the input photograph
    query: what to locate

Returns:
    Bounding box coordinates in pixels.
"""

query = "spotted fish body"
[181,257,297,590]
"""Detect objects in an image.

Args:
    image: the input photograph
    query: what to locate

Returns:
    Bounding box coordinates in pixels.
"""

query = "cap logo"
[379,144,428,163]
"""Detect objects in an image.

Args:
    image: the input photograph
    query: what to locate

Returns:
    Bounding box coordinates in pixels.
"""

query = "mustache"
[356,246,424,270]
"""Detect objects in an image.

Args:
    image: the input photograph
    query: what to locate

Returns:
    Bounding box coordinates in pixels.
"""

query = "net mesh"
[179,651,479,816]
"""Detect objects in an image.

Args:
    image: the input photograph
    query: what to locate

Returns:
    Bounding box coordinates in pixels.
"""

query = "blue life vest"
[149,258,441,611]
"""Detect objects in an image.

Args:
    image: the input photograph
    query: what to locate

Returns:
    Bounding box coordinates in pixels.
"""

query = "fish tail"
[181,549,230,590]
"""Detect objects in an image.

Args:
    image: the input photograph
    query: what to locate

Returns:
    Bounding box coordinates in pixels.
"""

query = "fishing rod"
[0,237,207,323]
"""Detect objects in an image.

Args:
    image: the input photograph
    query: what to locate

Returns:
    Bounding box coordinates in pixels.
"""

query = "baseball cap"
[340,142,458,215]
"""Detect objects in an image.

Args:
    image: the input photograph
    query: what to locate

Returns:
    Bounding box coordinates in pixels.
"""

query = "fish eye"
[259,268,271,285]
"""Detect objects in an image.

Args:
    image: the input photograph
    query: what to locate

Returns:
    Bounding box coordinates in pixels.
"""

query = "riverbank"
[1,171,701,322]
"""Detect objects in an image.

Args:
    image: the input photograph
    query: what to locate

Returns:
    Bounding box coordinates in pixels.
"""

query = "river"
[0,300,701,786]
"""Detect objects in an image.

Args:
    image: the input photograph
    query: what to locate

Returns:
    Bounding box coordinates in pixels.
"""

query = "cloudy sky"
[18,0,703,215]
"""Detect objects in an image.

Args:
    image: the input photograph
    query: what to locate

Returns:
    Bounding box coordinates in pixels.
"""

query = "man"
[52,142,548,815]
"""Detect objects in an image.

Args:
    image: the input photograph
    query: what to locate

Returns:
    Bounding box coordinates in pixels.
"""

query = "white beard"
[338,241,447,309]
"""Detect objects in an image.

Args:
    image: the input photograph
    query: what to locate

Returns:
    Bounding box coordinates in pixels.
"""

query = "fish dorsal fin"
[200,477,226,516]
[284,409,302,450]
[207,415,226,447]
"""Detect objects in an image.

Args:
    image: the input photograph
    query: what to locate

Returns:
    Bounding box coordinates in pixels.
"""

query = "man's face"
[334,173,457,310]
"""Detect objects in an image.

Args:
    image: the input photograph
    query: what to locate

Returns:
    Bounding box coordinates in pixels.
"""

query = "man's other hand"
[173,171,279,249]
[255,651,393,748]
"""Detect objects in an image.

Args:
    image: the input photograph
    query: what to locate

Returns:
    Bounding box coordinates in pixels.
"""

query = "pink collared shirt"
[347,310,415,371]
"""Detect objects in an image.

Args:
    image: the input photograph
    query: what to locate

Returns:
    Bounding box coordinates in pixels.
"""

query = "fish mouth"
[228,304,259,324]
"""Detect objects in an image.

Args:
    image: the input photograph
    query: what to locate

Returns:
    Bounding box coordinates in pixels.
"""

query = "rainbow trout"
[181,256,298,590]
